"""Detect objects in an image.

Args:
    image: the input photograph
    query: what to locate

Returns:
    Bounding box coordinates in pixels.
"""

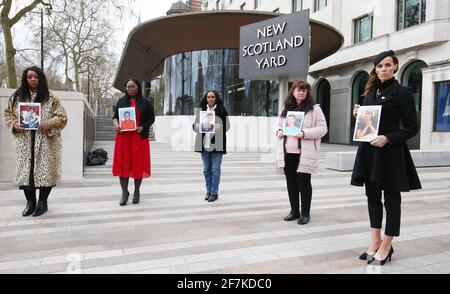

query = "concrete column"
[0,88,86,182]
[278,77,289,114]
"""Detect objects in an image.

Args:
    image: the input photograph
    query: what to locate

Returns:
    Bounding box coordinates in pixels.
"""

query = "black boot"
[22,189,36,217]
[297,214,310,225]
[32,201,48,217]
[208,193,218,202]
[283,211,300,221]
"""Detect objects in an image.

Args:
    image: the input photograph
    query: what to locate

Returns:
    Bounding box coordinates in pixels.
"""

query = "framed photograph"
[118,107,137,131]
[353,105,382,142]
[200,111,215,134]
[283,111,305,136]
[18,102,41,130]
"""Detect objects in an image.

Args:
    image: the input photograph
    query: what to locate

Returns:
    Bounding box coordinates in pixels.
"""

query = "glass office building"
[150,49,280,117]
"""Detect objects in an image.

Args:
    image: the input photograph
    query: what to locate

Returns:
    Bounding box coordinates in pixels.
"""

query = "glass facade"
[351,71,369,144]
[397,0,426,30]
[435,81,450,132]
[314,0,327,12]
[401,60,427,112]
[292,0,302,13]
[354,15,372,43]
[150,49,280,116]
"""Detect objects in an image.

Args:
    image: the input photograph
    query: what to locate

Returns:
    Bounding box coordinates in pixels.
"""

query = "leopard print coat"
[3,92,68,187]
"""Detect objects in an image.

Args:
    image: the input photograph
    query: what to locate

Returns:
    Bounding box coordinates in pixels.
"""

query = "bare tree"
[44,0,115,92]
[0,0,52,88]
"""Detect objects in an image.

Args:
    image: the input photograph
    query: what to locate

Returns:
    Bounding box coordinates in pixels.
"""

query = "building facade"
[201,0,450,150]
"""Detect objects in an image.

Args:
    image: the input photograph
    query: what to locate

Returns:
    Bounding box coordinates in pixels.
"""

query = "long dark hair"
[363,55,399,97]
[280,80,315,117]
[199,90,224,108]
[124,79,144,100]
[10,66,49,104]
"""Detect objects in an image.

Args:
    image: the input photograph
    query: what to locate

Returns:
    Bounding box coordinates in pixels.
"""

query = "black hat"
[373,50,395,66]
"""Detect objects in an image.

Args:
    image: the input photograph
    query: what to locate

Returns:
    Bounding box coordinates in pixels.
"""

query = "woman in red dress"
[112,79,155,206]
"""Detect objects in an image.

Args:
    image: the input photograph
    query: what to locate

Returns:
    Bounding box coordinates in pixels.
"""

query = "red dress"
[112,100,151,179]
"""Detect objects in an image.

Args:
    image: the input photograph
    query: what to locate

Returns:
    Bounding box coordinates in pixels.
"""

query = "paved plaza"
[0,142,449,274]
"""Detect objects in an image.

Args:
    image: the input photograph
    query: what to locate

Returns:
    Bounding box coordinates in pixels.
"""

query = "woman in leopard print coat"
[3,66,67,217]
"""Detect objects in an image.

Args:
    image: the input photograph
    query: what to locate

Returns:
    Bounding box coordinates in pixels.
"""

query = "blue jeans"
[201,151,223,195]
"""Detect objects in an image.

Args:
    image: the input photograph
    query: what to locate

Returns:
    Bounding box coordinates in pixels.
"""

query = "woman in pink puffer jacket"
[276,81,328,225]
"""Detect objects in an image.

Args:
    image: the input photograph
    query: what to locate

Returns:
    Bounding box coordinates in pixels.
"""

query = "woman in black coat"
[192,90,230,202]
[351,50,421,265]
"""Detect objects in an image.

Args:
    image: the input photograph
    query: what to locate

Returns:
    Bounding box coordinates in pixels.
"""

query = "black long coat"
[192,104,230,154]
[351,79,422,192]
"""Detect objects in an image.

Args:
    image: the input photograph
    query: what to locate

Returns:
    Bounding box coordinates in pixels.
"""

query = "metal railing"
[82,98,96,172]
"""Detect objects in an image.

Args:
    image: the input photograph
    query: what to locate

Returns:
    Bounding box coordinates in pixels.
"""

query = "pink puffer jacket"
[277,104,328,174]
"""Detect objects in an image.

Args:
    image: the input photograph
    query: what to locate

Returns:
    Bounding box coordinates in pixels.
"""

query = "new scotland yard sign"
[239,10,310,81]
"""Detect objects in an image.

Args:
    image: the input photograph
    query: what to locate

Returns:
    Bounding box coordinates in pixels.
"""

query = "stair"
[95,116,116,141]
[95,116,155,141]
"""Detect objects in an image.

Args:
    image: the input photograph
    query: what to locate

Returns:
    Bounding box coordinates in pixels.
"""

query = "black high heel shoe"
[120,191,130,206]
[367,246,394,265]
[132,191,140,204]
[359,251,376,261]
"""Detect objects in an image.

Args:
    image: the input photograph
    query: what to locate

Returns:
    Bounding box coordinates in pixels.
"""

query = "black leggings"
[365,181,402,237]
[284,153,312,217]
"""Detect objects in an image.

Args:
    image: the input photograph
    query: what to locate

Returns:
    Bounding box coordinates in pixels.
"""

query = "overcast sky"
[112,0,175,54]
[10,0,175,62]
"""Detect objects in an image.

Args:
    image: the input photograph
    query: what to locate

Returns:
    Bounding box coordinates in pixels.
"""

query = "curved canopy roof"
[113,10,343,90]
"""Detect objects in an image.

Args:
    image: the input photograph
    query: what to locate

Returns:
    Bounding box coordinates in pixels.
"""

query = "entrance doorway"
[401,60,427,150]
[317,79,331,143]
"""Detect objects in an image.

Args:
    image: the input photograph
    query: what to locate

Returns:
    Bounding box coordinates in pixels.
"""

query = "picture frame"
[353,105,382,142]
[200,111,216,134]
[118,107,137,131]
[283,111,305,136]
[18,102,41,130]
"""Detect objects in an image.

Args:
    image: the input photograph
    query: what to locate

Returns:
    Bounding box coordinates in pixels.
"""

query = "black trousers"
[20,131,53,202]
[284,153,312,217]
[365,181,402,237]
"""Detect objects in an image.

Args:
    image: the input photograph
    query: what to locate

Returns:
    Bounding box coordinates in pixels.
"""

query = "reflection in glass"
[152,49,279,117]
[397,0,426,30]
[435,82,450,132]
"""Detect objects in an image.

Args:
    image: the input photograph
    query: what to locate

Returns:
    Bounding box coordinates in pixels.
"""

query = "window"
[397,0,426,30]
[240,2,246,10]
[254,0,261,9]
[292,0,302,13]
[434,81,450,132]
[216,0,220,10]
[273,8,279,13]
[314,0,327,12]
[351,72,369,144]
[354,15,373,43]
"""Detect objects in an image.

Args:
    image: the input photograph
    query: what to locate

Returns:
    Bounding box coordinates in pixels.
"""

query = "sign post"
[239,10,310,81]
[239,10,310,173]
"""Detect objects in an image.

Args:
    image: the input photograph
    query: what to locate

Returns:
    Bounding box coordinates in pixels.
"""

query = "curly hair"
[280,80,315,117]
[10,66,50,105]
[199,90,224,108]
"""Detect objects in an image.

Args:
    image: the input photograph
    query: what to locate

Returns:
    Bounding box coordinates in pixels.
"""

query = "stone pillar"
[0,88,86,182]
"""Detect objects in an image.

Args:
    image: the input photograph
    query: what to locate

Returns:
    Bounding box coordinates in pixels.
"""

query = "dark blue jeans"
[201,151,223,195]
